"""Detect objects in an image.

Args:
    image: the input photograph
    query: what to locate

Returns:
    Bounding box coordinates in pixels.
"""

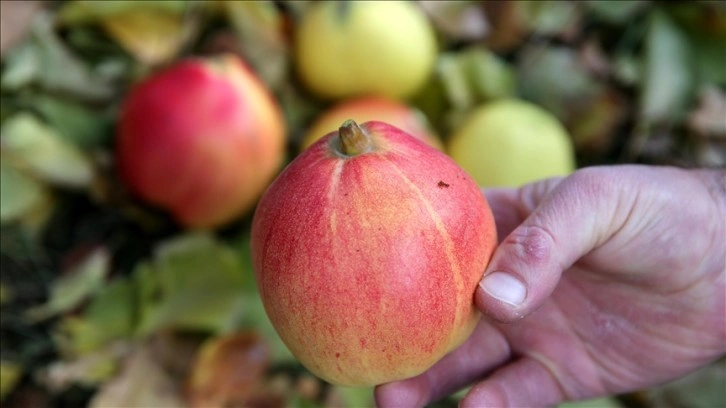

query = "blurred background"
[0,0,724,407]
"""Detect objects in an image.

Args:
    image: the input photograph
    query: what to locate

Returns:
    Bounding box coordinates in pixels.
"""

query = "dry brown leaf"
[419,1,489,42]
[89,343,187,408]
[186,331,270,408]
[688,86,726,139]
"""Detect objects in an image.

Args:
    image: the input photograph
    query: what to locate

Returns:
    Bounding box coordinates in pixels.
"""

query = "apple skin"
[116,54,286,228]
[295,1,437,100]
[251,121,497,386]
[300,97,443,151]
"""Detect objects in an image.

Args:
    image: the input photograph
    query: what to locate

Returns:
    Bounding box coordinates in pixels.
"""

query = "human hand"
[376,165,726,407]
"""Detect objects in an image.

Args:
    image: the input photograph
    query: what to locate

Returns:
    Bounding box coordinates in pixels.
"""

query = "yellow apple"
[447,99,576,187]
[295,1,437,100]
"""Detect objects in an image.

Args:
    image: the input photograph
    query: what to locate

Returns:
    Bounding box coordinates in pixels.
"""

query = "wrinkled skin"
[376,165,726,407]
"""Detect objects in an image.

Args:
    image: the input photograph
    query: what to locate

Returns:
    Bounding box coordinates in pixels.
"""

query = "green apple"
[295,1,437,100]
[448,99,575,187]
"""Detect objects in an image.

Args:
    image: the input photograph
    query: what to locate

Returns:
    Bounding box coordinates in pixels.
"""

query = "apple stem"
[338,120,372,156]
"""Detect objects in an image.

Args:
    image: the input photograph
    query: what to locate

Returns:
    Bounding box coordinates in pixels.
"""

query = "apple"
[116,54,286,228]
[251,120,497,386]
[300,97,442,151]
[295,1,437,100]
[447,99,576,187]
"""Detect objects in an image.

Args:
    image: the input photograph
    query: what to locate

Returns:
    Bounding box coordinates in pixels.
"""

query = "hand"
[375,165,726,407]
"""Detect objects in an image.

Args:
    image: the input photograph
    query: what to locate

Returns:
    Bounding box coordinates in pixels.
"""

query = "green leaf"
[134,233,248,336]
[516,45,602,121]
[0,160,48,224]
[0,42,40,91]
[586,0,649,24]
[1,113,95,188]
[26,248,111,321]
[692,36,726,85]
[54,279,136,356]
[0,361,23,401]
[640,11,694,124]
[31,95,113,149]
[459,47,516,102]
[39,342,126,391]
[558,397,622,408]
[520,0,582,37]
[31,11,115,100]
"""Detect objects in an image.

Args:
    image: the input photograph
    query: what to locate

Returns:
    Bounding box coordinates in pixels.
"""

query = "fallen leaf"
[0,42,41,91]
[149,330,207,380]
[558,396,623,407]
[223,0,289,90]
[691,35,726,86]
[519,0,582,41]
[186,331,270,408]
[419,1,489,42]
[569,87,628,156]
[0,113,95,188]
[58,0,190,24]
[640,10,694,125]
[480,1,527,51]
[612,53,642,87]
[0,361,23,401]
[482,0,582,51]
[0,160,49,225]
[586,0,649,24]
[426,46,516,134]
[25,247,110,321]
[100,7,199,66]
[0,0,44,57]
[134,233,248,336]
[38,341,129,392]
[517,44,602,122]
[54,278,135,357]
[688,86,726,138]
[88,342,186,408]
[30,94,113,149]
[31,11,116,100]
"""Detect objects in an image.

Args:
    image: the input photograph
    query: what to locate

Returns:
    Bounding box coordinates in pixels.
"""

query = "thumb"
[475,169,630,322]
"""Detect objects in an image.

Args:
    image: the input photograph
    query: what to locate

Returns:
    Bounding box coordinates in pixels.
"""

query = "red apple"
[300,97,442,151]
[251,120,497,386]
[117,54,286,228]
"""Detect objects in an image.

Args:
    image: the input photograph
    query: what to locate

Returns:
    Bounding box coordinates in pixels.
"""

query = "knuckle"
[503,224,556,267]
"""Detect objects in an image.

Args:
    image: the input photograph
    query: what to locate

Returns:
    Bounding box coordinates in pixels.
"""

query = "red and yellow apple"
[300,97,442,151]
[116,54,286,228]
[251,120,497,386]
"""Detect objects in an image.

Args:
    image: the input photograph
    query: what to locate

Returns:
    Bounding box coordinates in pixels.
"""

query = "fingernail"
[480,272,526,306]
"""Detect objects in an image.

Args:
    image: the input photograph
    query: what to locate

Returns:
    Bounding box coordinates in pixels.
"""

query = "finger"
[482,188,523,242]
[374,319,510,408]
[476,169,634,322]
[459,356,566,408]
[483,177,564,242]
